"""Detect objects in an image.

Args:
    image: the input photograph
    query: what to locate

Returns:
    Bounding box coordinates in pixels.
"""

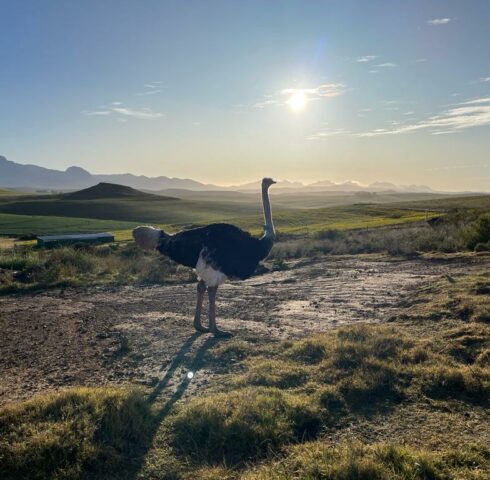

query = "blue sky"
[1,1,489,190]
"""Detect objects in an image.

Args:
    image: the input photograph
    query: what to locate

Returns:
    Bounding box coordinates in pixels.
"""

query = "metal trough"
[37,233,114,248]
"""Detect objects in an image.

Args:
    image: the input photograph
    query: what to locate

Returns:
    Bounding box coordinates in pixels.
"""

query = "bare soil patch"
[1,253,488,406]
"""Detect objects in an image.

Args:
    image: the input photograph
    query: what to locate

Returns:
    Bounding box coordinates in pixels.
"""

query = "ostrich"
[132,177,276,337]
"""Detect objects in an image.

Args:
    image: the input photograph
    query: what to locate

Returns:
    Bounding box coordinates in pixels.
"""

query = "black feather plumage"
[157,223,273,280]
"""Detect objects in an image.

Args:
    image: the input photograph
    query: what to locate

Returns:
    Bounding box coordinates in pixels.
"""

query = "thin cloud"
[82,110,111,116]
[374,62,397,68]
[144,82,165,88]
[427,18,451,25]
[254,82,346,109]
[136,82,166,96]
[357,97,490,137]
[280,84,345,97]
[83,102,164,120]
[427,163,489,171]
[356,55,378,63]
[308,127,350,140]
[136,89,163,96]
[112,107,164,119]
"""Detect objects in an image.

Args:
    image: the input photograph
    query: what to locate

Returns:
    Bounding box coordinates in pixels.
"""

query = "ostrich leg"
[208,286,232,338]
[193,280,209,332]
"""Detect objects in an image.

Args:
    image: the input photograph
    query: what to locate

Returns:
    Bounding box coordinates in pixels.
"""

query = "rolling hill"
[0,182,261,225]
[63,182,168,200]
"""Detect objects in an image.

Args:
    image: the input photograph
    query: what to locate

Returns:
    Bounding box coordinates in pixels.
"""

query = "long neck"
[261,185,275,240]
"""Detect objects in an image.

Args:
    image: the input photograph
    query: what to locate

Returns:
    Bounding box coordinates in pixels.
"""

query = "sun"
[287,91,308,112]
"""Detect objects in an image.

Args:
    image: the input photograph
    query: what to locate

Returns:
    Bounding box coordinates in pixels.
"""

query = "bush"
[465,215,490,250]
[474,241,490,252]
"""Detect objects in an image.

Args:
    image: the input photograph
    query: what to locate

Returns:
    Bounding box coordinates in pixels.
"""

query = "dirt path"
[0,253,488,406]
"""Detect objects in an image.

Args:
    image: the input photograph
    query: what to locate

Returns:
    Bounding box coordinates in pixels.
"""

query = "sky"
[1,0,489,191]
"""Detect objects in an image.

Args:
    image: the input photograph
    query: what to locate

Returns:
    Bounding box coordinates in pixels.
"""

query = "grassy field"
[156,189,456,209]
[0,187,460,234]
[0,204,437,238]
[223,204,437,235]
[1,272,488,479]
[1,185,486,239]
[394,194,490,211]
[0,213,139,237]
[0,188,27,196]
[0,194,261,224]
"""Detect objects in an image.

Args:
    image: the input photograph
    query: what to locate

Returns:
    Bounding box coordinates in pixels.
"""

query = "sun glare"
[287,91,308,112]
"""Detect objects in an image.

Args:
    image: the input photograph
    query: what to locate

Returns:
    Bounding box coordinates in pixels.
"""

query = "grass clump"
[236,359,310,389]
[169,388,320,466]
[285,337,328,364]
[401,273,490,325]
[241,441,489,480]
[420,365,486,401]
[0,387,154,480]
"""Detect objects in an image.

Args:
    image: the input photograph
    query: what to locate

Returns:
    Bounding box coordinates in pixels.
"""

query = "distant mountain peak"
[0,155,442,194]
[65,165,91,174]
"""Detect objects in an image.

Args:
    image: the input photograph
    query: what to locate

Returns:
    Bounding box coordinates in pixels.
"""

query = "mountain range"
[0,155,437,194]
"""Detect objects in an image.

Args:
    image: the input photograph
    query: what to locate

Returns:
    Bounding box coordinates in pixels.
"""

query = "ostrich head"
[262,177,277,189]
[132,226,163,250]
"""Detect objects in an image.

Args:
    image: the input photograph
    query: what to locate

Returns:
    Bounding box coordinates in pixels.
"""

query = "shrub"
[466,215,490,250]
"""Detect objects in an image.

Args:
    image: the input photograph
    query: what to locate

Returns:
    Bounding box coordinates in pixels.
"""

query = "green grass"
[0,204,438,238]
[1,273,489,478]
[0,387,154,480]
[240,441,490,480]
[0,213,139,236]
[225,204,437,235]
[395,194,490,211]
[0,195,260,225]
[0,188,27,196]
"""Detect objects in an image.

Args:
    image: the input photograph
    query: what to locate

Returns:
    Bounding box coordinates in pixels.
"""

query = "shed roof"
[37,233,114,241]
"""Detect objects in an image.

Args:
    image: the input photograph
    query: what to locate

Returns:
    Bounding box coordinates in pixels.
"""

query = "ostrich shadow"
[148,332,217,419]
[127,331,218,479]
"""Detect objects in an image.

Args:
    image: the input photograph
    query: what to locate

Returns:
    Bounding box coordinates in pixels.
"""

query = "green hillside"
[0,213,139,236]
[394,194,490,211]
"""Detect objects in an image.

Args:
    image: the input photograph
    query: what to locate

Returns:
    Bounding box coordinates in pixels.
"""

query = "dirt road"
[0,253,487,406]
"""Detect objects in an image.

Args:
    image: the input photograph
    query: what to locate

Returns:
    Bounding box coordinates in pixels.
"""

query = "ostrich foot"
[193,320,209,333]
[211,328,233,338]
